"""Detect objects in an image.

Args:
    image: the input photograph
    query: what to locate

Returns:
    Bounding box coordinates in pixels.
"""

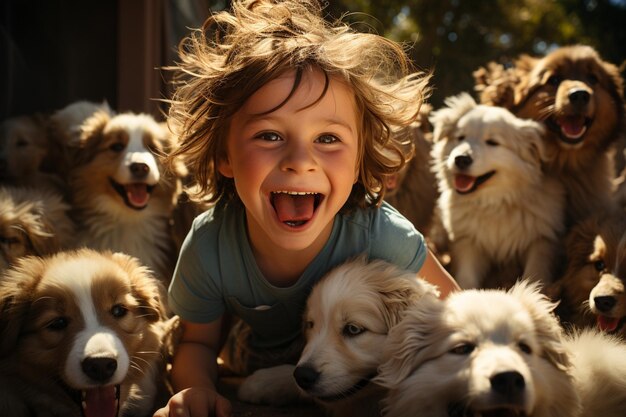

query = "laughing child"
[154,1,460,416]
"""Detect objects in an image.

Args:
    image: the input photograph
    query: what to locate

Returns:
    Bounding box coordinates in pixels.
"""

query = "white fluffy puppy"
[238,257,438,417]
[376,281,626,417]
[431,93,565,289]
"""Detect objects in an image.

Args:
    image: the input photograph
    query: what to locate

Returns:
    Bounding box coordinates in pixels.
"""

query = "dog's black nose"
[130,162,150,178]
[82,357,118,382]
[490,371,525,398]
[594,295,617,313]
[293,365,320,390]
[454,154,473,170]
[569,89,590,106]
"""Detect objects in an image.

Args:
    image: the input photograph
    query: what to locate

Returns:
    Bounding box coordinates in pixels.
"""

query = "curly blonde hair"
[167,0,430,210]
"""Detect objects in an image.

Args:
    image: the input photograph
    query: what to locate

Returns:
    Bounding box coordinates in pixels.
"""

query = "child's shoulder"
[343,201,416,232]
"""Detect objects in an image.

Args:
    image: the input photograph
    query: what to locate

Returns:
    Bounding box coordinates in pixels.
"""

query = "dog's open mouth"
[109,178,155,210]
[270,191,323,228]
[453,171,496,194]
[449,403,527,417]
[597,315,626,334]
[66,384,120,417]
[315,375,373,403]
[550,115,592,145]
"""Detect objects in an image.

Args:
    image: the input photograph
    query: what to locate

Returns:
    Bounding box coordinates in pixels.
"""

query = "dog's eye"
[587,73,599,85]
[46,317,69,331]
[485,139,499,147]
[0,236,20,246]
[111,304,128,318]
[109,142,125,153]
[456,135,465,142]
[342,323,365,337]
[16,137,29,147]
[305,320,314,330]
[594,260,606,272]
[547,75,561,86]
[518,342,532,354]
[450,343,475,355]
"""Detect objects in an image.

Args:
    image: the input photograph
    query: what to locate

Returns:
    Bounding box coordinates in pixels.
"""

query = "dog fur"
[67,110,187,284]
[474,45,625,227]
[0,186,75,273]
[430,93,565,289]
[548,206,626,338]
[0,248,176,417]
[237,257,438,416]
[377,281,626,417]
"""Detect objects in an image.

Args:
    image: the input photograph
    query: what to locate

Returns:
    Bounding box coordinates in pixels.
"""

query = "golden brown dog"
[0,186,75,273]
[474,45,625,226]
[67,110,187,284]
[549,206,626,338]
[0,248,177,417]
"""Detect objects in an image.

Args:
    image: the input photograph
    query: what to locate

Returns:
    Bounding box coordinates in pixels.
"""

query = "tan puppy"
[238,257,438,416]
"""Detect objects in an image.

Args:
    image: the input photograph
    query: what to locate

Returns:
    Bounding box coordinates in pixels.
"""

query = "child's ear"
[218,157,234,178]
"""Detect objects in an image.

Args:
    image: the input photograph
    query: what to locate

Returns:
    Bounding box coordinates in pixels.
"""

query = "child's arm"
[418,250,461,298]
[153,318,232,417]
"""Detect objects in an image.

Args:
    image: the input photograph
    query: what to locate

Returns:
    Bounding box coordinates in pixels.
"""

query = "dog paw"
[238,364,302,405]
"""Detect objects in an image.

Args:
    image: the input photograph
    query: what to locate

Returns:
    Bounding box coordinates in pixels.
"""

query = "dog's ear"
[430,93,477,142]
[514,118,548,164]
[0,256,45,356]
[512,54,539,108]
[601,59,625,103]
[376,295,447,388]
[508,280,571,371]
[473,62,518,109]
[70,109,111,165]
[111,252,168,322]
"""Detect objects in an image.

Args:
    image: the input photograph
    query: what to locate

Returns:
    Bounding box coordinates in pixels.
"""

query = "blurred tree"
[204,0,626,107]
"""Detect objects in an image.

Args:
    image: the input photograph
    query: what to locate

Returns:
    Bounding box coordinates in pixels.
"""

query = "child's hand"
[153,386,233,417]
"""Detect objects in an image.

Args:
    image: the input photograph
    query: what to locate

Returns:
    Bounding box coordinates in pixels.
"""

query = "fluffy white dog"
[376,281,626,417]
[238,257,438,416]
[431,93,565,289]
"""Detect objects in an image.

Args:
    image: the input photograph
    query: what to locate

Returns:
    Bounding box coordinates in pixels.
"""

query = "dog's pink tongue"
[125,183,150,208]
[597,315,619,332]
[454,174,476,193]
[557,116,587,139]
[83,386,117,417]
[273,193,314,223]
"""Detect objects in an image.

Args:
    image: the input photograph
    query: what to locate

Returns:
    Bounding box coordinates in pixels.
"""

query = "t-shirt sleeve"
[369,203,427,272]
[167,219,225,323]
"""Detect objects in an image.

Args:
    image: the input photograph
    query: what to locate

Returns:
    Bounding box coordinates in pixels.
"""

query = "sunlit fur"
[0,186,75,273]
[474,45,625,227]
[0,248,175,417]
[68,110,187,284]
[378,281,626,417]
[431,93,565,289]
[549,207,626,338]
[238,257,438,417]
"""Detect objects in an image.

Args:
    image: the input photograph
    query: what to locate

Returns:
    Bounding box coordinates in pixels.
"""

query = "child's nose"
[280,141,317,173]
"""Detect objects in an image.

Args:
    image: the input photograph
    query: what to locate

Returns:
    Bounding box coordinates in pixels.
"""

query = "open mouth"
[453,171,496,194]
[448,403,527,417]
[548,115,592,145]
[270,191,323,228]
[65,384,120,417]
[597,315,626,334]
[315,375,374,403]
[109,178,155,210]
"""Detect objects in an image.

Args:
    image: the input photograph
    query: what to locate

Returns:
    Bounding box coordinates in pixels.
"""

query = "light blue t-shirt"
[168,201,427,349]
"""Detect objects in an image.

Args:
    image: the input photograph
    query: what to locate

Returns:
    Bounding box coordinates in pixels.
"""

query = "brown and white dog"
[474,45,625,227]
[67,110,187,284]
[430,93,565,289]
[0,248,177,417]
[377,281,626,417]
[0,186,75,273]
[238,257,438,417]
[549,206,626,337]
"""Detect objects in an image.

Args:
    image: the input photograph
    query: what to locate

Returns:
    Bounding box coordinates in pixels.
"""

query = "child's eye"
[316,134,339,144]
[256,132,282,142]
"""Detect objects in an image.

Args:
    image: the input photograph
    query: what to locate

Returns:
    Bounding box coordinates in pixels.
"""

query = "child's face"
[219,68,359,253]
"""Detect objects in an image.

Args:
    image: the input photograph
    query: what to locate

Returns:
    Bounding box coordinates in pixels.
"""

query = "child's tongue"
[273,193,314,223]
